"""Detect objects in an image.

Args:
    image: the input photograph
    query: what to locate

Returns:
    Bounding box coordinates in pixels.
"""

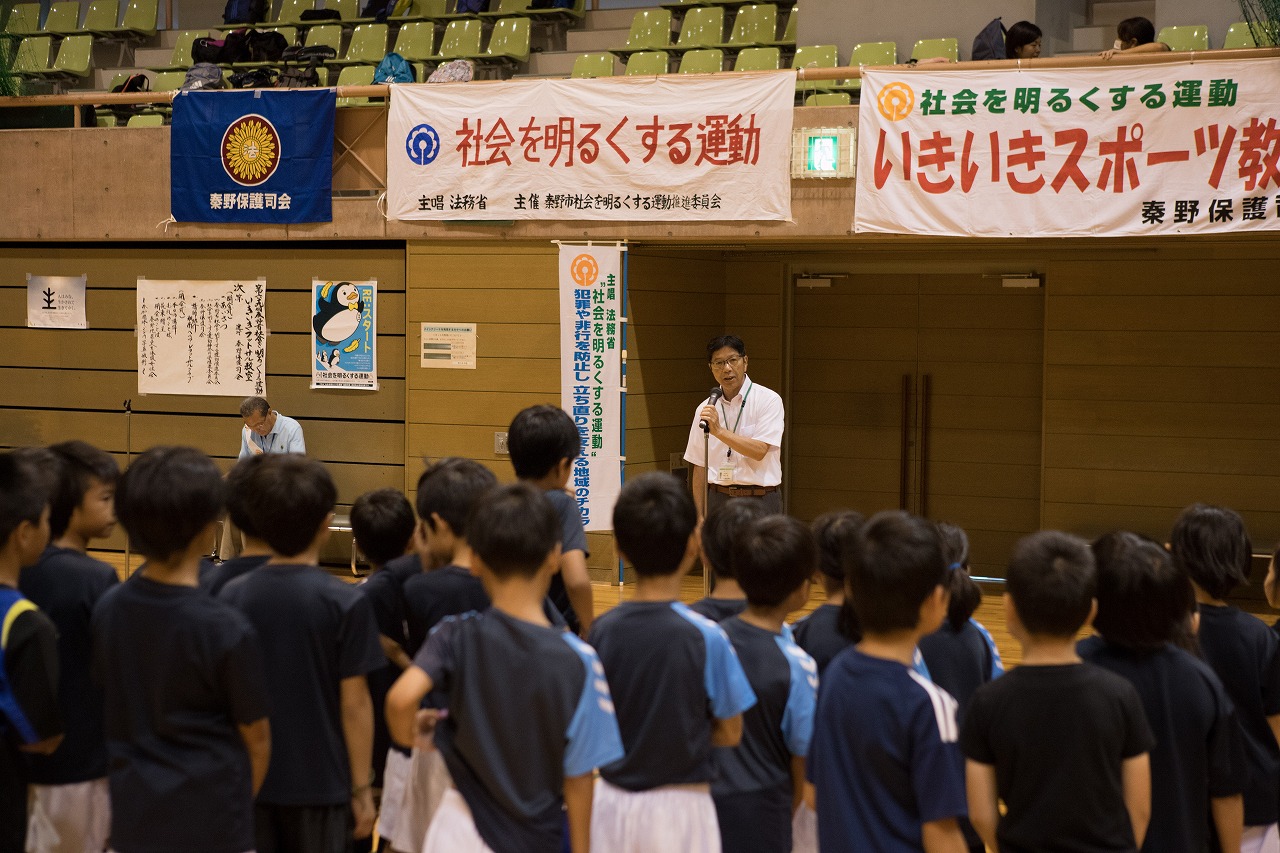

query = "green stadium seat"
[612,9,671,57]
[624,49,668,75]
[673,5,722,51]
[127,112,164,126]
[1223,21,1256,48]
[571,51,614,78]
[118,0,157,36]
[151,69,187,91]
[721,3,774,48]
[677,47,721,72]
[47,32,93,79]
[305,23,343,51]
[911,37,956,62]
[96,112,118,127]
[1157,24,1209,51]
[769,7,794,45]
[43,3,81,35]
[733,45,777,70]
[433,19,482,60]
[399,0,451,22]
[12,35,52,75]
[327,0,361,19]
[276,0,317,24]
[147,29,201,71]
[4,4,41,35]
[850,39,895,65]
[804,91,849,106]
[522,0,584,23]
[333,22,387,65]
[472,16,529,67]
[76,0,118,34]
[481,0,530,19]
[392,20,435,61]
[335,64,375,105]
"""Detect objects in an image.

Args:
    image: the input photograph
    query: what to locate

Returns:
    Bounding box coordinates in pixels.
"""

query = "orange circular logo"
[877,83,915,121]
[570,254,599,287]
[221,114,280,186]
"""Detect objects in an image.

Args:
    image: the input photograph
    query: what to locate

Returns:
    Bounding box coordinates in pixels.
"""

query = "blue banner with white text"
[170,89,334,223]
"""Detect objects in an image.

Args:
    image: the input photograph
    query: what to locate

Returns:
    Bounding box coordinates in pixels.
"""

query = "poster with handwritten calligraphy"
[136,278,266,397]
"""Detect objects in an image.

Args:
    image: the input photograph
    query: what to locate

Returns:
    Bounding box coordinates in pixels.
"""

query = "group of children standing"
[2,404,1280,853]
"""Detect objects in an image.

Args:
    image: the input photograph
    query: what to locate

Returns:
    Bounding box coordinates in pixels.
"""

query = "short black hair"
[1004,20,1042,57]
[1170,503,1252,600]
[1006,530,1096,638]
[239,454,337,558]
[1093,531,1194,654]
[612,472,697,577]
[1117,16,1156,45]
[117,447,225,562]
[701,498,770,578]
[47,441,119,539]
[732,515,816,607]
[507,405,581,480]
[0,451,51,546]
[706,334,746,363]
[351,488,416,567]
[813,510,864,581]
[239,396,270,418]
[845,510,946,634]
[467,482,560,579]
[225,456,263,539]
[415,457,498,537]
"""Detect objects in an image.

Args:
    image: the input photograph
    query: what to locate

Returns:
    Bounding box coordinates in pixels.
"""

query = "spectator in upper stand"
[1100,17,1171,59]
[1005,21,1042,59]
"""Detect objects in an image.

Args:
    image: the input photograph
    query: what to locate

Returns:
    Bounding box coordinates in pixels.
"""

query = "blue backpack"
[374,51,415,84]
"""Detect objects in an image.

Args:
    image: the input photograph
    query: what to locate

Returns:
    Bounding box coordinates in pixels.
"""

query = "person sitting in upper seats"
[1005,21,1042,58]
[1100,16,1171,59]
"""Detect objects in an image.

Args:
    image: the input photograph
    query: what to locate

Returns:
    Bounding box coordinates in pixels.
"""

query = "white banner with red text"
[559,244,624,532]
[855,59,1280,237]
[388,73,795,221]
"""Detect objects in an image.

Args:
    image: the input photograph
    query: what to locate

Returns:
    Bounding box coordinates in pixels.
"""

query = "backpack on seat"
[971,17,1006,60]
[182,63,225,90]
[373,51,414,83]
[426,59,473,83]
[223,0,267,25]
[109,72,150,120]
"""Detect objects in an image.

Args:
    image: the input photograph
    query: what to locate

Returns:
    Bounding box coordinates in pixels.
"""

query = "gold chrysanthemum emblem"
[221,115,281,186]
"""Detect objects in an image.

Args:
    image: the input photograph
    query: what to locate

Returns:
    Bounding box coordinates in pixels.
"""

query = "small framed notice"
[420,322,477,369]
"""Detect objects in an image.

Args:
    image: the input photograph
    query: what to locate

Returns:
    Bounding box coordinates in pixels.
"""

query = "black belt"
[709,484,779,497]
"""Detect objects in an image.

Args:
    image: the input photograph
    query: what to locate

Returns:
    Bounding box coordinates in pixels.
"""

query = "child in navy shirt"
[92,447,270,853]
[198,455,272,596]
[348,486,415,853]
[219,454,385,853]
[18,440,119,853]
[508,405,594,635]
[687,498,766,621]
[386,483,623,853]
[807,510,968,853]
[1081,530,1246,853]
[962,530,1154,853]
[1171,503,1280,852]
[792,509,863,674]
[713,515,818,853]
[589,473,756,853]
[0,451,62,853]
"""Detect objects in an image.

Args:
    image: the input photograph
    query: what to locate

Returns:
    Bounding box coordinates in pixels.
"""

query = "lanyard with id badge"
[716,383,752,484]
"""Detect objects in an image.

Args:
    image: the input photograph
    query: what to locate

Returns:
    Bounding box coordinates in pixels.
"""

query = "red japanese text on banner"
[388,74,795,221]
[855,59,1280,237]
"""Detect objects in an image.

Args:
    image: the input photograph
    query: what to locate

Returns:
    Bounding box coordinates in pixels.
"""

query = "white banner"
[388,73,796,221]
[559,244,624,533]
[27,274,87,329]
[856,59,1280,237]
[311,279,377,391]
[136,279,266,397]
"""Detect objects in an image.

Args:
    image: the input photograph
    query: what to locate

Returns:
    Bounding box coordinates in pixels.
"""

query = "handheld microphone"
[699,387,724,432]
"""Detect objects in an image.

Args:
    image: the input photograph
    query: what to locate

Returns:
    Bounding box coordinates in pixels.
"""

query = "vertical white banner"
[559,244,624,533]
[311,279,378,390]
[136,279,266,397]
[27,274,87,329]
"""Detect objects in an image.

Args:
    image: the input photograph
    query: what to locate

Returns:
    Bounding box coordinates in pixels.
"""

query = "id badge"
[717,463,734,484]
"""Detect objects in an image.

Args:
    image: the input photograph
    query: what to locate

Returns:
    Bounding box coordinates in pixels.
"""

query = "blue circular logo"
[406,123,440,166]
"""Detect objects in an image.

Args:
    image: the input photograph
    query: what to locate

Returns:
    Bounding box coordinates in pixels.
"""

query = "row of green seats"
[613,4,794,57]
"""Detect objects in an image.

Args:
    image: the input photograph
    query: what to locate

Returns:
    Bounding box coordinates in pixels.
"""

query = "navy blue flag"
[170,89,334,223]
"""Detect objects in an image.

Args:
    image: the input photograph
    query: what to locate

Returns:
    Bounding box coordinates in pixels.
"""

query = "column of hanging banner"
[557,243,626,586]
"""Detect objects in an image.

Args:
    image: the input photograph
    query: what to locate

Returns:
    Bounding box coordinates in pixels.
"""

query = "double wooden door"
[788,272,1044,579]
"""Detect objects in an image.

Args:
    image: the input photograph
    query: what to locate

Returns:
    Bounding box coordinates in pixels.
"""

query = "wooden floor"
[95,552,1277,671]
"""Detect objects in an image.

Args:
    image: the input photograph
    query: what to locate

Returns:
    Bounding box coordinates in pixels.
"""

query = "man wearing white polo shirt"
[684,335,785,520]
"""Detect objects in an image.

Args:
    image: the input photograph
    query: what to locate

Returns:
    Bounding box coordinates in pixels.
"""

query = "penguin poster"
[310,278,377,390]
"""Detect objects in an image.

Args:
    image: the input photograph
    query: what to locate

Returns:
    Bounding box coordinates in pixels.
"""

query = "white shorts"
[1242,824,1280,853]
[377,749,412,844]
[790,801,818,853]
[27,778,110,853]
[421,789,493,853]
[390,746,451,853]
[590,778,720,853]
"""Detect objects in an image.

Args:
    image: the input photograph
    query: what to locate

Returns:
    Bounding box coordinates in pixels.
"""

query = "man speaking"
[683,335,785,519]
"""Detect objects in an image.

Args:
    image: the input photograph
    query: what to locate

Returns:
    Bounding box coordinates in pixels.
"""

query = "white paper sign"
[420,323,477,369]
[136,279,266,397]
[27,274,87,329]
[388,73,796,221]
[559,244,623,532]
[856,58,1280,237]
